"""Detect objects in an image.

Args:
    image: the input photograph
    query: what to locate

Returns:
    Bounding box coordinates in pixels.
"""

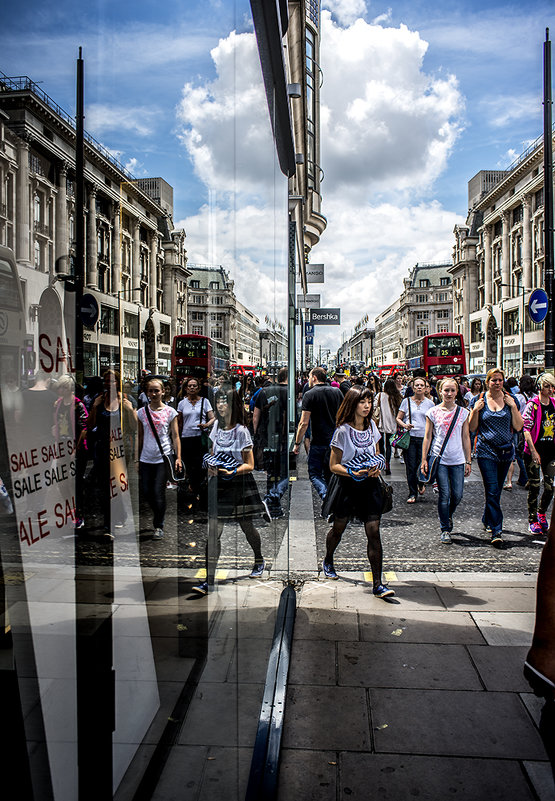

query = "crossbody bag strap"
[408,396,412,423]
[200,396,205,425]
[437,406,461,459]
[144,405,166,460]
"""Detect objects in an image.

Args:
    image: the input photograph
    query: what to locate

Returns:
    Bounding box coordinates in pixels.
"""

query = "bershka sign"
[310,308,341,325]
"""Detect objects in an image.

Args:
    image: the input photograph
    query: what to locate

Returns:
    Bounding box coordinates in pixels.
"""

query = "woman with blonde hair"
[469,367,523,547]
[420,378,471,544]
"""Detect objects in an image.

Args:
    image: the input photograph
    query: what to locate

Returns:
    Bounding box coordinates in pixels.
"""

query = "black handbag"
[144,405,185,483]
[378,474,393,514]
[417,406,461,484]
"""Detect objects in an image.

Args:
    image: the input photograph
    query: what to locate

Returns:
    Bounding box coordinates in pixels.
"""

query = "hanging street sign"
[297,294,321,308]
[306,263,324,283]
[305,323,314,336]
[305,335,314,345]
[310,308,341,325]
[528,288,549,324]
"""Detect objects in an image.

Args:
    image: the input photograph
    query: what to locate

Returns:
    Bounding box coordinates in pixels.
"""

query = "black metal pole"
[75,47,85,386]
[75,47,114,800]
[544,29,554,370]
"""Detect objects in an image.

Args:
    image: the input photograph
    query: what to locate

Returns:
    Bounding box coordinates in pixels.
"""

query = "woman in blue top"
[469,367,523,547]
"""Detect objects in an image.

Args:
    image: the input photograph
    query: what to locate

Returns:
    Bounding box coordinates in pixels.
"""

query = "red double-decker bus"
[405,332,466,378]
[171,334,230,386]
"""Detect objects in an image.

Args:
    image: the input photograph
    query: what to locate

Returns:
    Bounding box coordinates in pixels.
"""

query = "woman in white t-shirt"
[321,386,394,598]
[136,378,182,540]
[177,376,214,501]
[420,378,471,544]
[396,377,435,503]
[192,387,265,595]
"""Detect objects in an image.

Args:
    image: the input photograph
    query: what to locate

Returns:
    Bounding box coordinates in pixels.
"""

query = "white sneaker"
[152,528,164,540]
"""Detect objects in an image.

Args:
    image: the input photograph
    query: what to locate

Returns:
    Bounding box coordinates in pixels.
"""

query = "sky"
[1,0,554,355]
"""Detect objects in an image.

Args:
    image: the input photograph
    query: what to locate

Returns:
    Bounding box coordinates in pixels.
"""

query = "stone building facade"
[374,263,452,365]
[451,132,554,376]
[0,72,190,380]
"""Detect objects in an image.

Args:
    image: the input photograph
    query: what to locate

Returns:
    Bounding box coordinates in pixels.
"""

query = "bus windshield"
[175,337,208,358]
[426,336,463,358]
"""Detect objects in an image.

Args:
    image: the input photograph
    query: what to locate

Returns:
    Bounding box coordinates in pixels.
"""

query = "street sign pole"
[544,29,554,369]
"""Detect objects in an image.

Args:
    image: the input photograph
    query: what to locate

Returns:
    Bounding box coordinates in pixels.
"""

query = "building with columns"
[0,71,190,379]
[451,132,553,375]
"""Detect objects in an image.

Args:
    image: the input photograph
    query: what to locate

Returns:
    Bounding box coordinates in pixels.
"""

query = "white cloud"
[176,30,274,196]
[322,0,367,26]
[174,15,466,348]
[482,94,541,129]
[86,103,158,137]
[320,12,464,199]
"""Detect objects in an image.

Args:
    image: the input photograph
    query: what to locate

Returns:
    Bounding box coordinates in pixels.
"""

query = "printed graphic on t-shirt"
[539,407,555,443]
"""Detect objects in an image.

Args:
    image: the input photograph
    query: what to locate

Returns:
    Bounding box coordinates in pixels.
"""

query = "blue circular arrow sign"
[80,293,99,328]
[528,288,549,324]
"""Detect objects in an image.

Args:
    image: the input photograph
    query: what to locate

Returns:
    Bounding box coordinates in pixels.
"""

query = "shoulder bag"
[378,474,393,514]
[389,396,412,450]
[144,405,185,483]
[417,406,461,484]
[199,397,212,454]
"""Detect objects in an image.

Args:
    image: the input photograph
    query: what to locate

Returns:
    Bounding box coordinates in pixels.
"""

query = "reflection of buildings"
[187,264,260,365]
[374,263,452,364]
[0,72,190,379]
[337,325,375,368]
[452,142,553,375]
[260,322,287,367]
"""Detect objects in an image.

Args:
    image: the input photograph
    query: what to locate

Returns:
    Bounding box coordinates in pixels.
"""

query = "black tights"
[207,518,263,583]
[325,517,383,588]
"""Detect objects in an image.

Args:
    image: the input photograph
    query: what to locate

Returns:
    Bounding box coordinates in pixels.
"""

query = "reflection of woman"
[321,386,394,598]
[193,388,265,595]
[376,378,402,475]
[396,377,435,503]
[88,369,136,535]
[420,378,471,544]
[137,378,181,540]
[53,375,88,529]
[469,367,523,547]
[177,377,214,501]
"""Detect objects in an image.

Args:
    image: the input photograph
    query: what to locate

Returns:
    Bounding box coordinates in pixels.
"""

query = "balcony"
[34,220,50,236]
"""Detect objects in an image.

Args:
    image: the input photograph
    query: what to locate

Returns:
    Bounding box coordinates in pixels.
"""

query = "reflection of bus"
[171,335,230,385]
[406,333,466,378]
[231,363,256,377]
[0,246,30,382]
[374,363,406,379]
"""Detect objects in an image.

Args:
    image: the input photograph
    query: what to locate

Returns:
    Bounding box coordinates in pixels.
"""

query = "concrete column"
[522,194,532,291]
[86,186,98,288]
[501,212,510,300]
[55,162,68,274]
[132,220,140,292]
[16,139,30,264]
[112,202,121,295]
[484,226,492,305]
[149,232,158,310]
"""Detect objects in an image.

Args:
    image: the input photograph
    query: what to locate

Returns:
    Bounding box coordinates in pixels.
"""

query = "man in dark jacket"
[293,367,343,499]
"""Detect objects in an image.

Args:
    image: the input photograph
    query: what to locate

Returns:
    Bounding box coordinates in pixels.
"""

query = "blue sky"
[1,0,553,350]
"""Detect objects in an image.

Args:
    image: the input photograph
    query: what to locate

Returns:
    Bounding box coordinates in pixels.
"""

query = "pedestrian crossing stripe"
[364,571,397,582]
[194,569,228,579]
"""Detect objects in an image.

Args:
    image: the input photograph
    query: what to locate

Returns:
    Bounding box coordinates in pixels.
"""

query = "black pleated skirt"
[213,472,264,520]
[321,474,382,523]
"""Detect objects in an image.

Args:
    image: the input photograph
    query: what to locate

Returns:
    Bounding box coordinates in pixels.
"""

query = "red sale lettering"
[10,449,39,472]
